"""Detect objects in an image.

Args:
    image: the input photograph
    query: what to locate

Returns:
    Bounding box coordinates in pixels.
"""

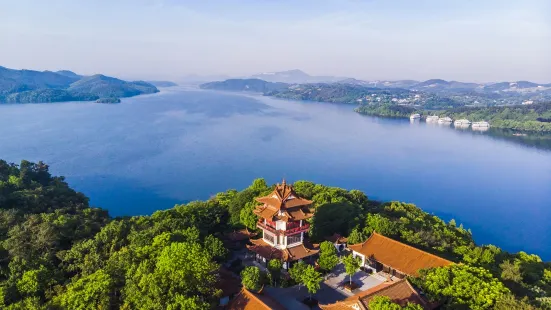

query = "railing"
[257,221,277,234]
[257,221,309,236]
[284,223,310,235]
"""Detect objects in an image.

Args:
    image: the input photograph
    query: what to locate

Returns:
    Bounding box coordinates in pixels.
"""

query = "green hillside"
[0,159,549,309]
[0,66,159,103]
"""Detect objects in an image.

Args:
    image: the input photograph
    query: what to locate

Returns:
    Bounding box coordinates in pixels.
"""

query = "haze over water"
[1,88,550,259]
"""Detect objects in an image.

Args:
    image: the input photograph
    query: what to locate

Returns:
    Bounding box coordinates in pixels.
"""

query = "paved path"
[266,283,349,310]
[324,264,385,294]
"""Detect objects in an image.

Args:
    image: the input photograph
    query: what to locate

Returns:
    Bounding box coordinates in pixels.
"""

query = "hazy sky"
[1,0,550,82]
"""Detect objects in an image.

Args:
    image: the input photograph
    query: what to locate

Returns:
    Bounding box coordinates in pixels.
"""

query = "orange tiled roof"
[247,238,285,261]
[320,279,429,310]
[326,233,348,244]
[285,241,320,261]
[227,288,286,310]
[348,232,452,277]
[358,279,428,308]
[247,238,319,262]
[225,229,257,242]
[254,180,313,221]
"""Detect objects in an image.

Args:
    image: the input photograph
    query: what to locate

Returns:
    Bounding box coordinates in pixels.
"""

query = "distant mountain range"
[237,69,551,97]
[199,74,551,107]
[250,69,346,84]
[0,66,159,103]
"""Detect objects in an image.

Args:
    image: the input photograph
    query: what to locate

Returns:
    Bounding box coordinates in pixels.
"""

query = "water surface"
[1,87,550,259]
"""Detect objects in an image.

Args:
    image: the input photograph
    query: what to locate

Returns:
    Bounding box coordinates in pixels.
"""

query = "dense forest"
[354,104,417,118]
[1,159,549,309]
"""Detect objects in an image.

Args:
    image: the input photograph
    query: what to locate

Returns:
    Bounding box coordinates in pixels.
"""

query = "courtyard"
[266,263,388,309]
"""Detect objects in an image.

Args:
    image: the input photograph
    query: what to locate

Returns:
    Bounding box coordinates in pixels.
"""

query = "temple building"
[319,279,432,310]
[247,180,319,269]
[348,232,452,278]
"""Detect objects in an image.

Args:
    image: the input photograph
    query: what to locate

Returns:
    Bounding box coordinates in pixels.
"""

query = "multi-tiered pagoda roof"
[253,180,314,222]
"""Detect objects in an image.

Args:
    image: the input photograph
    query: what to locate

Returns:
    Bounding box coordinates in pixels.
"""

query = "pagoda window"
[287,234,301,245]
[264,231,275,244]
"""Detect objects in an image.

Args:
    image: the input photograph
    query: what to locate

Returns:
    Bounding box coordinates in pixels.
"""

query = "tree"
[310,202,361,240]
[16,266,50,297]
[267,259,282,286]
[342,254,361,286]
[418,264,510,310]
[302,265,322,301]
[500,260,522,282]
[122,241,219,309]
[494,294,538,310]
[363,213,399,236]
[239,202,258,231]
[203,235,228,262]
[55,269,113,310]
[347,227,366,245]
[369,296,423,310]
[289,261,307,287]
[318,241,339,273]
[240,266,262,292]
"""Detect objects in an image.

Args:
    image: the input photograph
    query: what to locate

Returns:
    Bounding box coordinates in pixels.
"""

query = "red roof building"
[320,279,431,310]
[348,232,453,278]
[227,288,286,310]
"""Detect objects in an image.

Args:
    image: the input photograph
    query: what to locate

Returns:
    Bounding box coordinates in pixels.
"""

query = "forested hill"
[441,103,551,132]
[0,66,159,103]
[0,159,549,309]
[355,102,551,133]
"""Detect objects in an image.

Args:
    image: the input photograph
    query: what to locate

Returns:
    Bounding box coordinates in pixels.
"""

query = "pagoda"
[247,180,319,269]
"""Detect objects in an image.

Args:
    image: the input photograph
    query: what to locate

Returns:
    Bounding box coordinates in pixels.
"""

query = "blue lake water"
[1,87,550,259]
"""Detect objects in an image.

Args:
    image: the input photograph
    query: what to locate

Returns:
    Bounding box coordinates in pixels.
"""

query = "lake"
[1,87,550,259]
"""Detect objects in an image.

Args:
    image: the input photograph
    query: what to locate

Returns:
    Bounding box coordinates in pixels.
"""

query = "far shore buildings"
[348,232,452,278]
[247,180,319,269]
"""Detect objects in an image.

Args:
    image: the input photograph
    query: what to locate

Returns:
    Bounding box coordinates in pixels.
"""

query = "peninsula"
[0,158,549,309]
[0,66,159,104]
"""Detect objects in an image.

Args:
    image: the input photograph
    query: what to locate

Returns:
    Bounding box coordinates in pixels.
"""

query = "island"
[96,97,121,104]
[0,66,159,104]
[0,158,548,309]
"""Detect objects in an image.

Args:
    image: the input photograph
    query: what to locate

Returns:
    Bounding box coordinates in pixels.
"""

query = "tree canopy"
[417,264,510,310]
[318,241,339,272]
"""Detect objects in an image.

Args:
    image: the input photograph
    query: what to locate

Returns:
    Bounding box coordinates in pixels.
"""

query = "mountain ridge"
[0,66,159,103]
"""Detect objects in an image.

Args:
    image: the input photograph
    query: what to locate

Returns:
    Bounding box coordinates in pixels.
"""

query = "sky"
[1,0,550,82]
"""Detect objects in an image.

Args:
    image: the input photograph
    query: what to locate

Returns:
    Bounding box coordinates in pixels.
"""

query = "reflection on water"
[485,129,551,151]
[412,120,551,151]
[454,124,471,130]
[472,126,489,132]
